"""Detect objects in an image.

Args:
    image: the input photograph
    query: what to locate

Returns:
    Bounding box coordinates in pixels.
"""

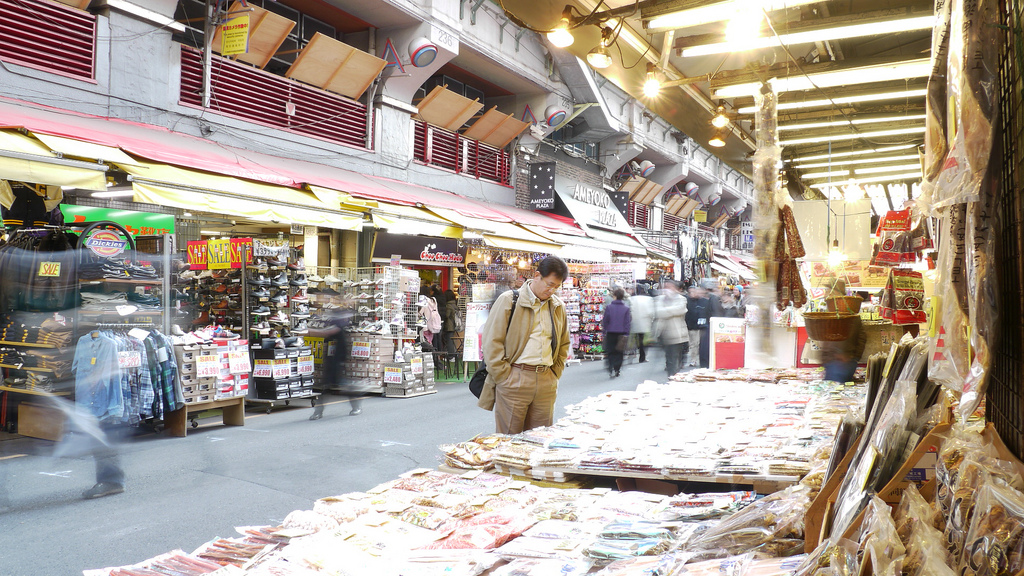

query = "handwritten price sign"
[117,351,142,369]
[229,350,251,374]
[383,366,403,385]
[196,354,221,378]
[297,355,314,375]
[253,359,273,378]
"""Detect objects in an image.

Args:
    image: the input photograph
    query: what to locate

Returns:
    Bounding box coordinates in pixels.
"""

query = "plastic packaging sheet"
[858,496,906,576]
[942,454,1024,560]
[960,161,1001,422]
[921,0,953,201]
[894,484,941,545]
[928,209,971,394]
[932,0,999,209]
[956,479,1024,576]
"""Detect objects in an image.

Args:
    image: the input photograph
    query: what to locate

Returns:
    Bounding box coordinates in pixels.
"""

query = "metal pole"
[202,0,214,109]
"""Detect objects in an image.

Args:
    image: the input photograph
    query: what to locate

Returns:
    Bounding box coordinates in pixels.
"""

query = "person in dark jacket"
[309,298,362,419]
[686,287,711,368]
[820,316,867,383]
[442,289,458,357]
[602,288,632,378]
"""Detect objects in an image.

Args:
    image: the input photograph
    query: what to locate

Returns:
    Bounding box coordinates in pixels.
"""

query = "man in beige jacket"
[478,255,570,434]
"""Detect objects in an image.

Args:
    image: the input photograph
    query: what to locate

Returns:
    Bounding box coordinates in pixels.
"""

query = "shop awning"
[586,228,648,257]
[555,243,612,262]
[31,132,140,166]
[426,207,560,251]
[307,184,378,212]
[482,235,560,253]
[713,254,757,281]
[0,129,108,190]
[121,162,363,231]
[371,203,463,239]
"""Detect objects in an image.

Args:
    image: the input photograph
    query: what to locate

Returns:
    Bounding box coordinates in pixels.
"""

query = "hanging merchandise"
[960,155,1001,421]
[922,0,953,194]
[0,227,79,313]
[774,206,806,311]
[879,269,927,325]
[932,0,999,209]
[874,210,914,266]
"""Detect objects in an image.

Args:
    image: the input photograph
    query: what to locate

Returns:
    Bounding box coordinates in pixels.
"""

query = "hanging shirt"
[72,332,123,421]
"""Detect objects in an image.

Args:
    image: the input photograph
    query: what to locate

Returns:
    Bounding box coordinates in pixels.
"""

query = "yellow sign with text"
[693,210,707,223]
[207,238,232,270]
[221,14,250,56]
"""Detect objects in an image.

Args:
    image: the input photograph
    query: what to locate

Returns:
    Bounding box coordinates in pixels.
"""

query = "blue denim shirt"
[72,332,123,421]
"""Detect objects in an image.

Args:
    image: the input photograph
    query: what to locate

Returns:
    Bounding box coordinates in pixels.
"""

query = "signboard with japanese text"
[710,317,746,370]
[462,302,491,362]
[61,205,175,236]
[220,14,250,55]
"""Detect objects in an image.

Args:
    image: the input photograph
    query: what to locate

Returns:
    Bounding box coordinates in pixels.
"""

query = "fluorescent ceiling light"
[91,190,135,198]
[802,169,850,179]
[645,0,821,31]
[793,153,920,169]
[682,16,935,57]
[778,126,925,146]
[714,58,930,99]
[199,230,222,235]
[855,163,923,175]
[778,114,926,131]
[787,144,917,162]
[737,88,927,114]
[809,171,922,188]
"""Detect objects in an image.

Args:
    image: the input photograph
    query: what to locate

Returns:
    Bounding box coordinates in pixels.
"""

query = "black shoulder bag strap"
[547,299,557,359]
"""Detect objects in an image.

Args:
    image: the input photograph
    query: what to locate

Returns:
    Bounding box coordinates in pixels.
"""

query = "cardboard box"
[179,362,197,375]
[174,344,200,363]
[18,402,65,441]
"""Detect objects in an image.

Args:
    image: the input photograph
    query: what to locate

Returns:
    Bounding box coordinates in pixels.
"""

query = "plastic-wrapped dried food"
[312,494,371,525]
[903,521,951,576]
[879,270,926,325]
[599,521,676,541]
[583,537,672,561]
[875,211,914,266]
[491,558,593,576]
[686,486,811,556]
[790,539,858,576]
[396,505,455,531]
[922,0,952,188]
[957,479,1024,576]
[781,206,806,260]
[281,509,340,533]
[593,553,688,576]
[943,455,1023,559]
[928,207,970,393]
[858,497,906,576]
[895,484,940,544]
[524,519,601,540]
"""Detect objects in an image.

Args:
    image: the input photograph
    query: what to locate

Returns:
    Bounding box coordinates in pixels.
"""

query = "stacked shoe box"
[251,344,312,400]
[213,337,251,399]
[177,343,218,404]
[421,354,436,391]
[383,352,432,397]
[345,335,394,390]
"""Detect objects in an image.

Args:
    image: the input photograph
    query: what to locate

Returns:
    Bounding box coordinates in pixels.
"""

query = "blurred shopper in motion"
[602,288,631,378]
[820,313,866,384]
[71,330,128,499]
[309,297,361,419]
[442,289,459,358]
[629,285,654,364]
[656,281,688,377]
[686,286,711,368]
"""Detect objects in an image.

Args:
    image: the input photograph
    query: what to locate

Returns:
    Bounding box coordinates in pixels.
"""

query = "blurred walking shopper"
[602,288,632,378]
[686,287,710,367]
[309,297,362,419]
[629,285,654,363]
[656,281,689,377]
[479,255,570,434]
[442,289,459,357]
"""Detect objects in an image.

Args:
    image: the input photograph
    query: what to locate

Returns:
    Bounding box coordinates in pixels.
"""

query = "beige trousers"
[494,366,558,434]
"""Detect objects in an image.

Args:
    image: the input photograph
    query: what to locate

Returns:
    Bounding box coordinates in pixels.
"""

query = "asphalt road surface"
[0,351,677,575]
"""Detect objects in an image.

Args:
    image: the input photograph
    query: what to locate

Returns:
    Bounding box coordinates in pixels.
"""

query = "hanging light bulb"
[587,27,613,69]
[711,105,730,128]
[547,6,575,48]
[708,128,727,148]
[827,239,847,269]
[643,62,661,98]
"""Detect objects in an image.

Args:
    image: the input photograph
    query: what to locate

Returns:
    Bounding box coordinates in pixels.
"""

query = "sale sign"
[230,238,254,269]
[37,261,61,277]
[187,241,208,270]
[207,238,232,270]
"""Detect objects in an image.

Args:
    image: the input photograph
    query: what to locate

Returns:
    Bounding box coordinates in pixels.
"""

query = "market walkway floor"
[0,352,675,575]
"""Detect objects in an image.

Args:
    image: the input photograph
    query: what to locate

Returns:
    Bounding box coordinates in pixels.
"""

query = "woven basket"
[803,312,860,341]
[826,296,863,314]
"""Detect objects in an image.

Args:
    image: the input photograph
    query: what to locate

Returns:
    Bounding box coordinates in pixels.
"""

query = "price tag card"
[272,359,291,379]
[383,366,403,385]
[229,350,251,374]
[253,359,273,378]
[351,340,371,359]
[37,261,61,277]
[411,356,423,375]
[115,305,139,317]
[297,355,314,375]
[127,328,150,341]
[117,350,142,369]
[196,354,221,378]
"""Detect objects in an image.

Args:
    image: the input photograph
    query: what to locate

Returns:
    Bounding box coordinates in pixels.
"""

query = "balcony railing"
[180,46,371,149]
[413,121,511,187]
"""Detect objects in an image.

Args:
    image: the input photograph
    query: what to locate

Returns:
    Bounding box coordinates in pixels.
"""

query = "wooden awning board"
[286,32,386,100]
[53,0,91,9]
[622,177,663,205]
[212,1,296,69]
[667,197,700,218]
[462,107,531,148]
[414,85,483,132]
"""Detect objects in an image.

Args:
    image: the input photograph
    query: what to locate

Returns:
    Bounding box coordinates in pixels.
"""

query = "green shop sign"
[61,205,175,236]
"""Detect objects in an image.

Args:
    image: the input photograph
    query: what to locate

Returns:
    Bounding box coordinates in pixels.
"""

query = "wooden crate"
[18,401,65,441]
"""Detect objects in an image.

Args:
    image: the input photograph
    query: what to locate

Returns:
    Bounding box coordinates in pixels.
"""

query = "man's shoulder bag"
[469,291,518,398]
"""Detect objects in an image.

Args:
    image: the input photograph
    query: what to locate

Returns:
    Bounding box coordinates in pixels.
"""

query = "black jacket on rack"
[0,229,80,313]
